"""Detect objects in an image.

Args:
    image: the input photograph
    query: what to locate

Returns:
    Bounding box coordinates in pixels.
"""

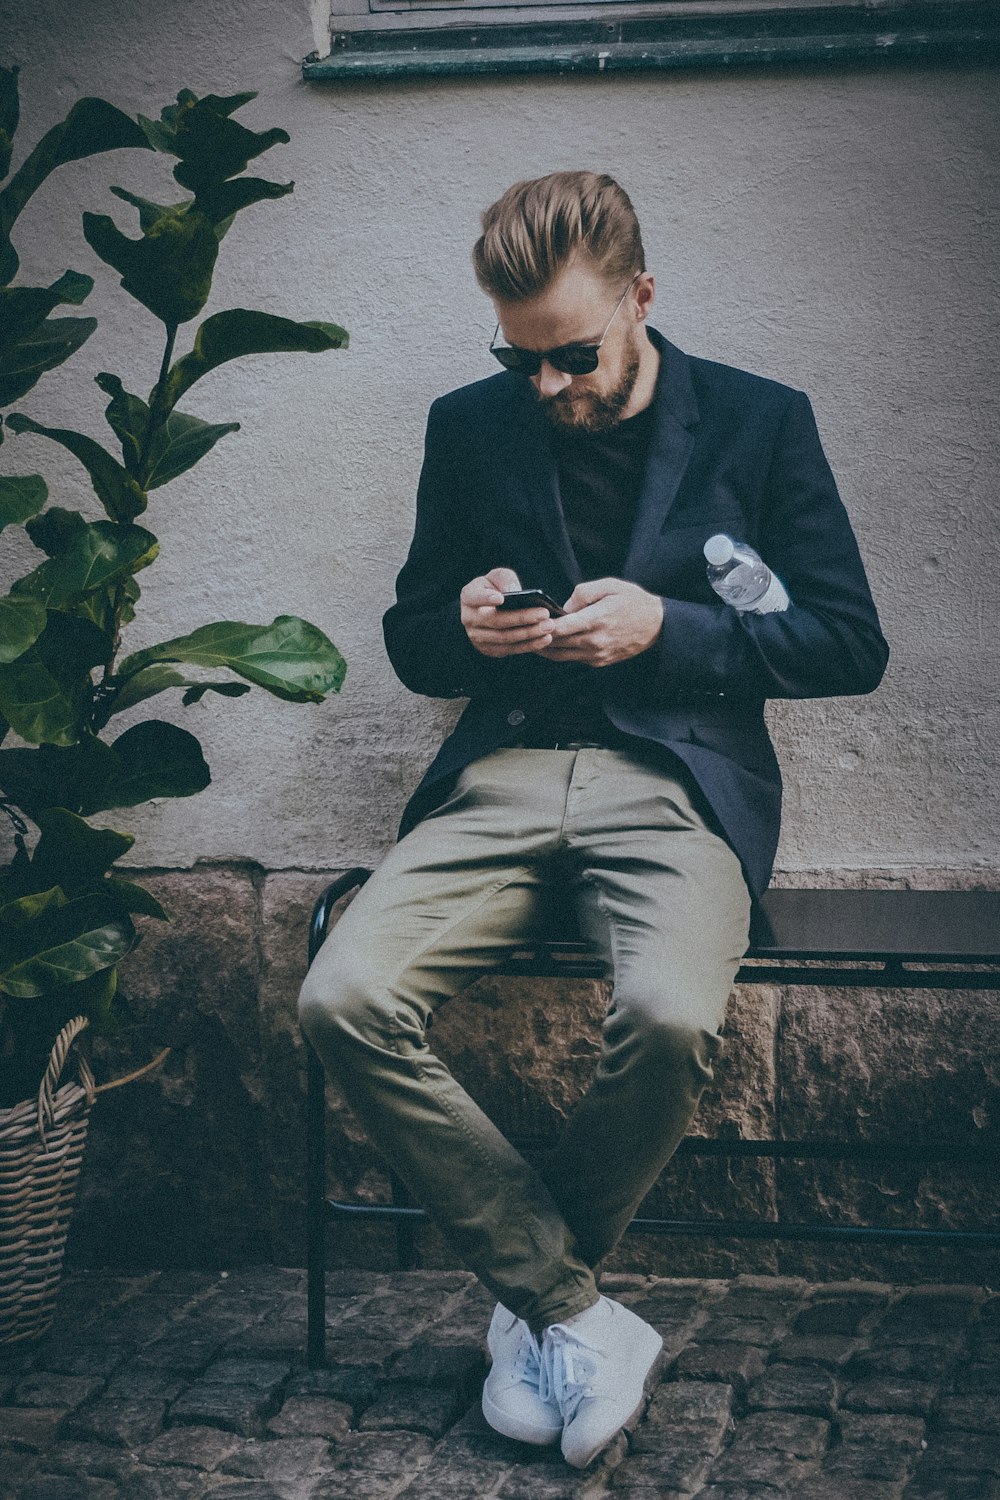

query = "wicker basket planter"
[0,1015,97,1347]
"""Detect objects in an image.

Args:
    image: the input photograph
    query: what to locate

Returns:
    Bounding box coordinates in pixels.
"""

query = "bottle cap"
[704,534,735,566]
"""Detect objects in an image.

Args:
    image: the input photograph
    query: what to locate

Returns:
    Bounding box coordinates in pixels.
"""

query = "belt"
[513,731,637,752]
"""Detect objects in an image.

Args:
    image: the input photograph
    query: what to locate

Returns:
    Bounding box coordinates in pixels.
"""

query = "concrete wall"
[1,0,998,1274]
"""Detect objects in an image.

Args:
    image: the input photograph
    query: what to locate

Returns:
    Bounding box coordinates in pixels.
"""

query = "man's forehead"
[495,269,616,345]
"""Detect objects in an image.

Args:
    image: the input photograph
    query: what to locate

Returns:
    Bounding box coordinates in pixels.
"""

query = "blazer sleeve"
[633,390,889,703]
[382,397,506,699]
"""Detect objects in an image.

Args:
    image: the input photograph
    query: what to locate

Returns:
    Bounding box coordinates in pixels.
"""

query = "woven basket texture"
[0,1016,95,1347]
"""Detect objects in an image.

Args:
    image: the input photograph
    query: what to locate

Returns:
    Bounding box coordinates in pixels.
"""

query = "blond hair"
[472,171,645,302]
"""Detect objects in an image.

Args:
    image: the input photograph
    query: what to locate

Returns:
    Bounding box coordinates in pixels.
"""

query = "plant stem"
[90,323,178,732]
[96,581,127,692]
[136,322,177,482]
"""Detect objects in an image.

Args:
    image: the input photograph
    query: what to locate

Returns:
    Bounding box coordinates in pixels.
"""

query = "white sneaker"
[540,1296,664,1469]
[481,1304,564,1445]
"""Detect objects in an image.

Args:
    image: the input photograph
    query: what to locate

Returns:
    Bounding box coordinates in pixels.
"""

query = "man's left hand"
[537,579,664,667]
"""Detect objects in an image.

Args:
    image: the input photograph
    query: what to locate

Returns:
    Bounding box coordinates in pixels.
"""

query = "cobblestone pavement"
[2,1267,999,1499]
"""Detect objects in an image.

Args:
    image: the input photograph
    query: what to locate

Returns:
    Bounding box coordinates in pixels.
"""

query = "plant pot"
[0,1015,96,1346]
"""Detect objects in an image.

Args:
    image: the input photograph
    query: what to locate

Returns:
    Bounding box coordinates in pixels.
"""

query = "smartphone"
[498,589,566,617]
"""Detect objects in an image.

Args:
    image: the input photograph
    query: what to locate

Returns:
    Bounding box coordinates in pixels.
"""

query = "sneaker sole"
[561,1336,668,1469]
[481,1384,563,1446]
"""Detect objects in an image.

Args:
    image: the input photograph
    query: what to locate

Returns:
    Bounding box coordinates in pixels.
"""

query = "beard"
[537,346,642,434]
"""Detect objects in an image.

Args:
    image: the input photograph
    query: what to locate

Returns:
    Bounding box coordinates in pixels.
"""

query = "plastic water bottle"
[704,534,790,615]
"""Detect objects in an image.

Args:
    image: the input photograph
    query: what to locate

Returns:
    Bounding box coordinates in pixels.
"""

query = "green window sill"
[303,2,1000,81]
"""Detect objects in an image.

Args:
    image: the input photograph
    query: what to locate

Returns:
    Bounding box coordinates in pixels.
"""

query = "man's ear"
[635,273,655,321]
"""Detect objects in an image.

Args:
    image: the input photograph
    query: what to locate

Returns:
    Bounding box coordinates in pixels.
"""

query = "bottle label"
[751,574,791,614]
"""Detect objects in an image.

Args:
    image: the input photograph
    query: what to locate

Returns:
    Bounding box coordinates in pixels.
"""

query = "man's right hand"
[460,568,556,658]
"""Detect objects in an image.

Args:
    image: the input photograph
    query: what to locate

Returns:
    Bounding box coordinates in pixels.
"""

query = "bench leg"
[306,1038,327,1367]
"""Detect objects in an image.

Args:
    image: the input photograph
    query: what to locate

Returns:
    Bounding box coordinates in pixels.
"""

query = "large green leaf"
[0,734,116,820]
[137,89,289,195]
[118,615,346,703]
[110,176,292,235]
[14,521,158,609]
[45,269,93,305]
[0,612,109,746]
[0,836,31,908]
[28,807,134,896]
[98,720,211,807]
[118,574,141,627]
[95,372,147,476]
[83,205,219,327]
[104,876,169,922]
[0,473,46,532]
[137,91,256,156]
[0,885,64,931]
[0,718,210,818]
[145,408,240,488]
[0,65,18,183]
[96,371,238,488]
[75,965,121,1034]
[0,314,97,406]
[5,412,147,521]
[0,889,135,998]
[0,96,149,285]
[0,593,47,663]
[107,185,177,233]
[164,309,348,409]
[193,175,293,224]
[21,511,131,639]
[0,270,93,354]
[104,662,250,717]
[25,505,86,558]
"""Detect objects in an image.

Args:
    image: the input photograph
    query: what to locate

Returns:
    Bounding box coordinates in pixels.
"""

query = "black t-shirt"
[526,403,657,744]
[552,402,656,580]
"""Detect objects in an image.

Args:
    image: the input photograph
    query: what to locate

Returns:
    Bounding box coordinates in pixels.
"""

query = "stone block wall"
[66,862,1000,1285]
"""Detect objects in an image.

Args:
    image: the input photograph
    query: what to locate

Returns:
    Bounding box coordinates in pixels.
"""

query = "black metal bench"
[304,878,1000,1366]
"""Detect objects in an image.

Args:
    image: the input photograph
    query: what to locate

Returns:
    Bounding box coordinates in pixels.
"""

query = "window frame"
[303,0,1000,81]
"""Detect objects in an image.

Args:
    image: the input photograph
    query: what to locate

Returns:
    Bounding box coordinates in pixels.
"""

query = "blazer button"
[507,709,526,727]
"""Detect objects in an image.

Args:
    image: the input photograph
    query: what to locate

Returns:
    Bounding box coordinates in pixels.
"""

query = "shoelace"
[538,1324,601,1422]
[510,1321,544,1389]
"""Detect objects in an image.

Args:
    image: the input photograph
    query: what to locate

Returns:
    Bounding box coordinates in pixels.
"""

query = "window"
[303,0,998,81]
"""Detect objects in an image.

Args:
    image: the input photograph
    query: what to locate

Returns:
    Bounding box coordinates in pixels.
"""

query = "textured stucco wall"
[1,0,998,881]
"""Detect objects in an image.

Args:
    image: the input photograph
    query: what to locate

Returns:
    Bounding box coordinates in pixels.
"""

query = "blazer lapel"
[623,332,700,588]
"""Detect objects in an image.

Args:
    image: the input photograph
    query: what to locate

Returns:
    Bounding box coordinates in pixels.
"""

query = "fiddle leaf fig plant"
[0,69,348,1103]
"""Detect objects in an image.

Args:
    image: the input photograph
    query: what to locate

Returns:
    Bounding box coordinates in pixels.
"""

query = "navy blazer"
[383,329,889,896]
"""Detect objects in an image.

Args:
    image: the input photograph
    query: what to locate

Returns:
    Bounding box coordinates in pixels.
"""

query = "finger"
[479,633,554,657]
[485,566,523,592]
[547,609,595,639]
[513,632,554,654]
[490,606,552,627]
[537,636,593,657]
[564,577,620,612]
[472,618,552,645]
[462,576,507,609]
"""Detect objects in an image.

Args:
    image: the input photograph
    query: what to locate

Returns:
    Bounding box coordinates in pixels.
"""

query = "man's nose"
[532,359,573,398]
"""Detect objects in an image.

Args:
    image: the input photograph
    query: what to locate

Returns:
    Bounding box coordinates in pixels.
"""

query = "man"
[299,171,888,1469]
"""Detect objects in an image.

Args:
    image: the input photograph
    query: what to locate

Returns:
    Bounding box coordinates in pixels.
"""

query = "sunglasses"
[489,273,640,377]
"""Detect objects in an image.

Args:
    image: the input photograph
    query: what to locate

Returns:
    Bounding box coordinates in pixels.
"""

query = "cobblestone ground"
[2,1268,999,1499]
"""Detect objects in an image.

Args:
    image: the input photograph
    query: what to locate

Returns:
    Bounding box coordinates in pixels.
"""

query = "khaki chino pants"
[299,746,750,1331]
